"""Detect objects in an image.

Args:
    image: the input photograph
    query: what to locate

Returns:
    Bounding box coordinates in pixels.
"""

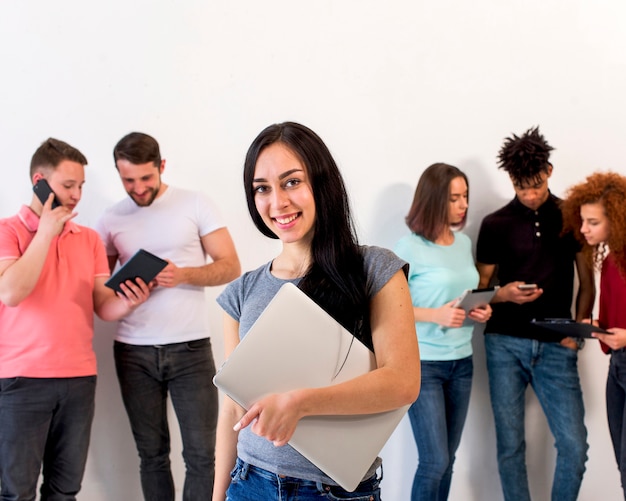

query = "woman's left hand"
[233,391,303,447]
[468,304,492,323]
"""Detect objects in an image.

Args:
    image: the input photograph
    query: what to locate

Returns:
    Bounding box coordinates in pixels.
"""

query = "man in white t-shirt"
[96,132,241,501]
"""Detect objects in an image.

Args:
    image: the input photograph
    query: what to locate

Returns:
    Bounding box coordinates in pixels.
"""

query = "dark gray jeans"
[0,376,96,501]
[114,338,218,501]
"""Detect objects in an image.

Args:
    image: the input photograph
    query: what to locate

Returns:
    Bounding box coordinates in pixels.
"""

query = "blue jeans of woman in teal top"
[407,356,473,501]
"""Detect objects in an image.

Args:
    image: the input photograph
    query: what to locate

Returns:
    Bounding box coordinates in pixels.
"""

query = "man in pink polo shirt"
[0,138,151,501]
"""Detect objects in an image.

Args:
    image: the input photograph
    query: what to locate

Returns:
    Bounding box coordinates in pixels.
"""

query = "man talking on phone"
[476,127,594,501]
[0,138,150,500]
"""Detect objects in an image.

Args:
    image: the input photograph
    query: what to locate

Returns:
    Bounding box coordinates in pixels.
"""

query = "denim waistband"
[234,458,381,490]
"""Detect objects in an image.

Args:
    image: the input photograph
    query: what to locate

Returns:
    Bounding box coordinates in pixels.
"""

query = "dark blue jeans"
[226,459,381,500]
[485,334,588,501]
[0,376,96,501]
[114,338,218,501]
[606,349,626,497]
[407,356,473,501]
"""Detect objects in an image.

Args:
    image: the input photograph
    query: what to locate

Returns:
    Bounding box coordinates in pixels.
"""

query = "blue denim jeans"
[226,459,381,500]
[114,338,218,501]
[0,376,96,501]
[606,349,626,497]
[484,334,588,501]
[407,356,473,501]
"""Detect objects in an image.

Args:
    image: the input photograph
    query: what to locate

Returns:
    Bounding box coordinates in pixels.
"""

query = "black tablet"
[105,249,167,294]
[531,318,612,339]
[453,287,497,312]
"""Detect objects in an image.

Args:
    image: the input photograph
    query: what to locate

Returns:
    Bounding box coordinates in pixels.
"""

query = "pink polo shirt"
[0,206,110,378]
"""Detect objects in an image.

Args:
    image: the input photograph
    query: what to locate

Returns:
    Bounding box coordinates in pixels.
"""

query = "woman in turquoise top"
[394,163,491,501]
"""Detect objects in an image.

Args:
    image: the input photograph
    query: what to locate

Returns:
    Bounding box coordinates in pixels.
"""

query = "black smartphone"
[33,179,61,209]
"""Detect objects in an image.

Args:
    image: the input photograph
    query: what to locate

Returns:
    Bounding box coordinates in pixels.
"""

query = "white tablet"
[453,287,497,312]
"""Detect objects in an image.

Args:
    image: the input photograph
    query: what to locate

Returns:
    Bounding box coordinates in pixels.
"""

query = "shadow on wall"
[83,318,145,499]
[364,182,414,250]
[459,158,509,247]
[85,318,187,499]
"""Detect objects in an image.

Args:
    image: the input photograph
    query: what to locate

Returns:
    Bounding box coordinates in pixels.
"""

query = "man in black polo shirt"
[477,126,594,501]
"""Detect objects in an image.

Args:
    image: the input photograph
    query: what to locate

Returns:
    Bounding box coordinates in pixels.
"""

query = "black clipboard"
[531,319,612,339]
[105,249,167,294]
[453,287,497,312]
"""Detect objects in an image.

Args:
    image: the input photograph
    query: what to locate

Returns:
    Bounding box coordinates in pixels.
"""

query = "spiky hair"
[497,126,554,184]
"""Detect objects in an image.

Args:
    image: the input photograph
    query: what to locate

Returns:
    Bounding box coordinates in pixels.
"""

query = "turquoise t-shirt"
[394,232,479,361]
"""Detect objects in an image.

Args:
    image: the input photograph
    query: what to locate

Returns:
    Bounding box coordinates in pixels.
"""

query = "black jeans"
[0,376,96,501]
[114,339,218,501]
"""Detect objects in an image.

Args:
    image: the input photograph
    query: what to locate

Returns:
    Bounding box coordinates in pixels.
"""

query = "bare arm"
[212,313,246,501]
[92,276,151,321]
[413,302,466,328]
[0,197,75,306]
[477,262,543,305]
[234,270,421,447]
[477,262,496,290]
[574,251,594,321]
[155,228,241,288]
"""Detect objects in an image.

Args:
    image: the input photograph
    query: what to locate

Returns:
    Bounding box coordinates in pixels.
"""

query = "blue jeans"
[606,349,626,497]
[114,338,218,501]
[0,376,96,501]
[226,459,381,500]
[407,356,473,501]
[485,334,588,501]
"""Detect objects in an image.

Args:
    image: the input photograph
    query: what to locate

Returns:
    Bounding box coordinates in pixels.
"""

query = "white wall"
[1,1,624,499]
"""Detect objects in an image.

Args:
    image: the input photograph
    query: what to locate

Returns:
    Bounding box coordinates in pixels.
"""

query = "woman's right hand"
[432,300,467,328]
[234,390,304,447]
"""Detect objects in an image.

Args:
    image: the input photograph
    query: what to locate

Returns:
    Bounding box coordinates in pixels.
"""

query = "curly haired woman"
[562,171,626,496]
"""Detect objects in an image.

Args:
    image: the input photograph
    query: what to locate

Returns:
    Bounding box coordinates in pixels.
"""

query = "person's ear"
[31,171,44,186]
[159,159,166,174]
[546,163,553,179]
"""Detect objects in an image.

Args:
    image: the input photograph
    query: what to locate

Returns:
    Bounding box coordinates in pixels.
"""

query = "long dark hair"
[405,163,469,241]
[243,122,372,349]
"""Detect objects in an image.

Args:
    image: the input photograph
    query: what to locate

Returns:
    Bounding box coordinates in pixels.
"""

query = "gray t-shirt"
[216,245,407,485]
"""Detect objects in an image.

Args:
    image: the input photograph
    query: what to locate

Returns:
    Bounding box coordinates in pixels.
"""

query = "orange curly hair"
[561,171,626,276]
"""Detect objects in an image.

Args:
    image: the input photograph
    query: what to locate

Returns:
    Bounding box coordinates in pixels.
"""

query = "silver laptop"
[213,282,409,491]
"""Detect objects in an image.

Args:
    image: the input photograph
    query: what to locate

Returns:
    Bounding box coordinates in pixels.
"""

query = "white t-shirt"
[96,186,224,345]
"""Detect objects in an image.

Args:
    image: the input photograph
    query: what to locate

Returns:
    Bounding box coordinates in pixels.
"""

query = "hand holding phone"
[33,179,61,209]
[503,282,542,305]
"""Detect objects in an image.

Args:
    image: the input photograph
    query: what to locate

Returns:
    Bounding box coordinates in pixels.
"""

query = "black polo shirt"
[476,193,580,341]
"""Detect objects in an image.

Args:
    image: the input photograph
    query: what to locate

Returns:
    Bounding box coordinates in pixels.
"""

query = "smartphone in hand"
[517,284,538,291]
[33,179,61,209]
